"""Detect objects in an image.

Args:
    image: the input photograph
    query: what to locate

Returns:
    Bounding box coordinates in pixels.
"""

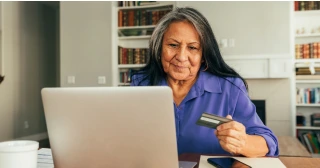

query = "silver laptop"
[41,86,184,168]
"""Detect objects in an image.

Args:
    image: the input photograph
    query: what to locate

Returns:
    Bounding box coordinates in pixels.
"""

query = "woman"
[131,7,278,157]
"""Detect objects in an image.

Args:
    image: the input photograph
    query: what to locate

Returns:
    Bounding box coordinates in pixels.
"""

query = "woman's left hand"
[214,115,248,155]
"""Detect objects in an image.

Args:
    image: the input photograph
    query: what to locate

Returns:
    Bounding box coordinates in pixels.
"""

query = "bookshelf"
[296,33,320,38]
[297,126,320,130]
[293,1,320,155]
[113,1,175,86]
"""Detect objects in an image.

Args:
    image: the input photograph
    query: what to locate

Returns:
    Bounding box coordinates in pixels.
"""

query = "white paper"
[38,148,54,168]
[199,155,286,168]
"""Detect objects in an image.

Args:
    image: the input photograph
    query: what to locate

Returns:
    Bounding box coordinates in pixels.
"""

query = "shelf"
[118,35,151,40]
[118,64,146,68]
[295,59,320,63]
[118,25,156,30]
[295,33,320,38]
[294,10,320,16]
[118,3,174,10]
[296,80,320,83]
[296,104,320,107]
[296,126,320,130]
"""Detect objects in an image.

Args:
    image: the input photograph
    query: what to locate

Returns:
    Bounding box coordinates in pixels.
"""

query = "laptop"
[41,87,196,168]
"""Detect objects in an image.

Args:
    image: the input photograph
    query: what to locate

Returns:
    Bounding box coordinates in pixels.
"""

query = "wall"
[177,1,293,135]
[247,79,292,136]
[177,1,291,56]
[0,2,58,141]
[60,2,112,87]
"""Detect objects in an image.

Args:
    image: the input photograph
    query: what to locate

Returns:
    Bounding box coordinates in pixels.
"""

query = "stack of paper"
[198,155,286,168]
[37,148,54,168]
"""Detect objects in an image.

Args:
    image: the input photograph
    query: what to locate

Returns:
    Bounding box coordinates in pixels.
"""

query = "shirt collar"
[159,69,222,94]
[197,70,222,93]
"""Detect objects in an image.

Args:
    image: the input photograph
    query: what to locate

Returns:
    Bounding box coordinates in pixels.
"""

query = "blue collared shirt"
[131,70,279,156]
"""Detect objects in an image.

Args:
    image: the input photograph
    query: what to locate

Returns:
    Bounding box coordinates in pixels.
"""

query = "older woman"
[131,7,278,157]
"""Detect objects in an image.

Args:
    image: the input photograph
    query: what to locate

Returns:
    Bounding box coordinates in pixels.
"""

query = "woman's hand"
[214,115,248,155]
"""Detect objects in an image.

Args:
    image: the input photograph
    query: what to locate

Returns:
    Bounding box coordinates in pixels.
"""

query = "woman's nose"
[175,47,188,62]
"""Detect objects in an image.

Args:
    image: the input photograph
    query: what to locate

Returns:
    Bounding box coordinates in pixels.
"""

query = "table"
[179,153,320,168]
[277,136,311,157]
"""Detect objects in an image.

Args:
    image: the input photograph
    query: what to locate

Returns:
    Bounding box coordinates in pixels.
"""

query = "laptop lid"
[41,86,178,168]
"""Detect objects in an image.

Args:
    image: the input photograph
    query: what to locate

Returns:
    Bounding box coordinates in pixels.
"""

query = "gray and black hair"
[133,7,248,90]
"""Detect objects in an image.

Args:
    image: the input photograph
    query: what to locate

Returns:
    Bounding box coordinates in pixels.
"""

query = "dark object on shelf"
[0,75,4,84]
[311,113,320,126]
[297,115,306,126]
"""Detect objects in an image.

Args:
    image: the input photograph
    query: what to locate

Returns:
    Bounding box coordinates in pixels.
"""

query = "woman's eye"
[169,44,178,48]
[189,46,197,50]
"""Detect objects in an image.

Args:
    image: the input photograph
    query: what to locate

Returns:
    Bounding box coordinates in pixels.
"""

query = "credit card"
[196,112,232,129]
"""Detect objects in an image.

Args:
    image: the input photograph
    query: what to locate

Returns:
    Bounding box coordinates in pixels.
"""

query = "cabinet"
[113,2,175,86]
[293,1,320,156]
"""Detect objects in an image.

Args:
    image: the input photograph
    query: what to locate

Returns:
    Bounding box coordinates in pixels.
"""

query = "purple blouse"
[131,70,279,156]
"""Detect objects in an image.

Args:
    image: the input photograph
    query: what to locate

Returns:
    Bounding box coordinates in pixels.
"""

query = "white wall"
[60,2,112,87]
[0,2,58,141]
[177,1,291,56]
[247,79,292,136]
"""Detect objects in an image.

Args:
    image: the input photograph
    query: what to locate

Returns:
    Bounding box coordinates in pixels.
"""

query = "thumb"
[226,115,232,119]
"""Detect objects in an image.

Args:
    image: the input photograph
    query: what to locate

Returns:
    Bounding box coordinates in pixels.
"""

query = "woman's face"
[161,21,203,81]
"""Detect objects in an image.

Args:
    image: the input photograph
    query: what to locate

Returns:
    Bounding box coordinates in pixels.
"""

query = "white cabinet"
[269,58,292,78]
[224,56,292,79]
[226,59,268,78]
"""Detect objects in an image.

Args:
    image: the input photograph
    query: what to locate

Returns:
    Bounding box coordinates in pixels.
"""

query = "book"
[303,133,313,153]
[38,148,54,168]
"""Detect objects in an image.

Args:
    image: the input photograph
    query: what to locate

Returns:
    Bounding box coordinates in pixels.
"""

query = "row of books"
[118,29,153,37]
[118,1,159,7]
[296,87,320,104]
[294,1,320,11]
[311,113,320,126]
[297,130,320,154]
[296,67,320,75]
[119,69,132,83]
[118,9,171,27]
[118,47,149,65]
[295,43,320,59]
